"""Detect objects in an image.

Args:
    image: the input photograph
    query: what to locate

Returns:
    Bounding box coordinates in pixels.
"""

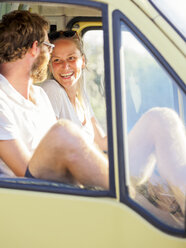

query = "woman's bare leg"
[128,107,186,212]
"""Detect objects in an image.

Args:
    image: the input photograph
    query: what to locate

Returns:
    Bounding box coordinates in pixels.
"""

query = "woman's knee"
[143,107,183,131]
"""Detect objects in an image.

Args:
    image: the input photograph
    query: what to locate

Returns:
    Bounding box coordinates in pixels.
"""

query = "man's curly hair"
[0,10,49,63]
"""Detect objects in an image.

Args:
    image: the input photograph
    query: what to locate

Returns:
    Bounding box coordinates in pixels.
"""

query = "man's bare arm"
[0,139,31,176]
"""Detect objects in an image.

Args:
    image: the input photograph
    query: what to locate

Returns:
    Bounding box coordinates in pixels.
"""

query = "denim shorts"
[25,167,35,178]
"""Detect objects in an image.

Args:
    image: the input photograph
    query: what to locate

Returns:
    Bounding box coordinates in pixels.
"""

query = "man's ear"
[30,41,39,57]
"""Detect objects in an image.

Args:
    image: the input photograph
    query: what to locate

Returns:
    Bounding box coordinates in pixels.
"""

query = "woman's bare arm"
[91,117,108,152]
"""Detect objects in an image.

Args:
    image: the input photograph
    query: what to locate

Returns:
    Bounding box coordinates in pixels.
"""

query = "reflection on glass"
[150,0,186,38]
[120,22,186,229]
[83,30,106,132]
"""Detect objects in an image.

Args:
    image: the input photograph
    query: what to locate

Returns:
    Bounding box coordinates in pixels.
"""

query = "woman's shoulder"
[41,79,67,95]
[41,79,61,90]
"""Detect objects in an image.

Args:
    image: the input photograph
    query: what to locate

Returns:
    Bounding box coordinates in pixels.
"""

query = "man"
[0,10,108,189]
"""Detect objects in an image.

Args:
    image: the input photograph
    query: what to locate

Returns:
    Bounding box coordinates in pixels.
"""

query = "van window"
[83,30,106,132]
[0,1,110,195]
[120,21,185,230]
[150,0,186,39]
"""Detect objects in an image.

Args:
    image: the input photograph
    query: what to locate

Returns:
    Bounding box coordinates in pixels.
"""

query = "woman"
[41,31,107,152]
[41,30,186,219]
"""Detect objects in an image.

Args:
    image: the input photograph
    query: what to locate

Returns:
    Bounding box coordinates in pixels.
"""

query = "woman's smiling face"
[50,39,85,91]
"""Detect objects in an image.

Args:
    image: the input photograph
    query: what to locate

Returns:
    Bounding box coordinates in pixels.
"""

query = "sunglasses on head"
[48,30,79,41]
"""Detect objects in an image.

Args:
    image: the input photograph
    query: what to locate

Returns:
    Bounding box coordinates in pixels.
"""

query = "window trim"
[66,16,102,31]
[0,0,115,198]
[0,177,110,196]
[66,15,116,197]
[149,0,186,41]
[112,9,186,237]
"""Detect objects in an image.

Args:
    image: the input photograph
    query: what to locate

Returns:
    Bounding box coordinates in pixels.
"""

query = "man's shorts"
[25,167,35,178]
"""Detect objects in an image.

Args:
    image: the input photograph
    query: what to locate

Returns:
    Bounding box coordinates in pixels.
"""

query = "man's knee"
[49,119,85,140]
[28,119,84,181]
[41,119,92,168]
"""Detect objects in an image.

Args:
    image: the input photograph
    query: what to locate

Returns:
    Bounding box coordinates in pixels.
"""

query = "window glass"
[120,22,185,230]
[83,30,107,132]
[150,0,186,39]
[0,1,108,193]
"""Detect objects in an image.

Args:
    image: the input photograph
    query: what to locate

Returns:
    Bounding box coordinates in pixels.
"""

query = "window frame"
[112,9,186,237]
[0,0,115,198]
[149,0,186,41]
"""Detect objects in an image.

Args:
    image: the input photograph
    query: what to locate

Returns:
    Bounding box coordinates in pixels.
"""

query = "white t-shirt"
[41,79,95,143]
[0,74,56,177]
